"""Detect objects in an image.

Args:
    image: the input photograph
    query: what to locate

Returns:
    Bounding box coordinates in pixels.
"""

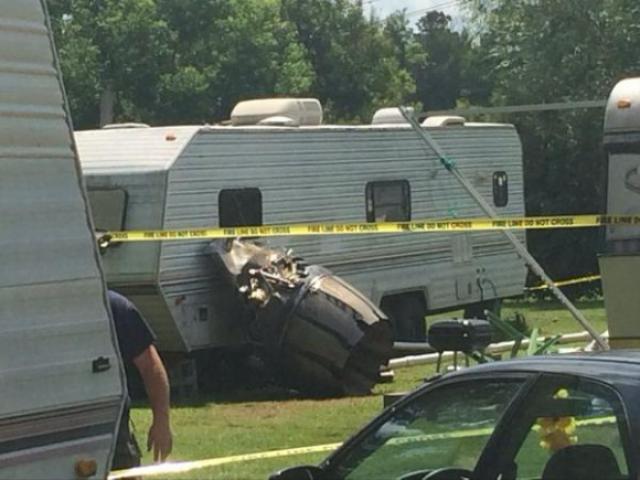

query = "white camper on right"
[600,77,640,348]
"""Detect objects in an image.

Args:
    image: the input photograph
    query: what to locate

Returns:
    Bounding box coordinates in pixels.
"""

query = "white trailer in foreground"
[0,1,124,478]
[75,103,527,381]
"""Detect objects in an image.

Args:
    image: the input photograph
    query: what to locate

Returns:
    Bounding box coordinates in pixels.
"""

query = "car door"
[477,373,634,480]
[322,373,535,480]
[0,1,125,478]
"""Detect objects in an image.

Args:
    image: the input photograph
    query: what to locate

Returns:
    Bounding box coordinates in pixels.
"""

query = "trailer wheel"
[381,294,427,342]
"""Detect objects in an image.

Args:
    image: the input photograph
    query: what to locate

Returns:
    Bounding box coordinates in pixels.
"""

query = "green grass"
[501,298,607,337]
[130,299,607,479]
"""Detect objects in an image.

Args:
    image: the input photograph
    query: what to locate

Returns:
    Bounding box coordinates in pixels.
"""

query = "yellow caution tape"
[107,415,616,478]
[108,443,342,479]
[527,275,602,291]
[102,214,640,243]
[385,415,614,448]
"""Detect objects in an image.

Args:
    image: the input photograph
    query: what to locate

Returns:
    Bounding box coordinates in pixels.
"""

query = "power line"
[425,100,607,117]
[405,0,462,17]
[364,0,461,15]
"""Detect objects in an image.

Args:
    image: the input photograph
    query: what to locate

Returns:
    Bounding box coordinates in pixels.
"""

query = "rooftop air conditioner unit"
[231,98,322,126]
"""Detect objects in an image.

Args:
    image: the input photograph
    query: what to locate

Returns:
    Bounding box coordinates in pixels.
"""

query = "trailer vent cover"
[257,115,298,127]
[422,116,466,127]
[371,107,414,125]
[101,122,150,129]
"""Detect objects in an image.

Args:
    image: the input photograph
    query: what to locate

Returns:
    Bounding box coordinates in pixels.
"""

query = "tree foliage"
[48,0,474,126]
[155,0,315,123]
[280,0,415,121]
[463,0,640,288]
[48,0,428,126]
[413,11,467,111]
[47,0,638,292]
[50,0,171,127]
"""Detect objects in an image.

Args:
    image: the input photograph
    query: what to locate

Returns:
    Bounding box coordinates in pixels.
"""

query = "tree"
[413,11,468,111]
[50,0,417,126]
[281,0,414,121]
[383,9,486,112]
[48,0,171,128]
[156,0,315,123]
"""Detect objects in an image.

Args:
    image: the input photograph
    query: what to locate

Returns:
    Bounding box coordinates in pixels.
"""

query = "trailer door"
[0,1,125,478]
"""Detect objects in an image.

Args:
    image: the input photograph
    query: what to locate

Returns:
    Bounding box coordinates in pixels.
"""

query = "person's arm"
[132,345,173,462]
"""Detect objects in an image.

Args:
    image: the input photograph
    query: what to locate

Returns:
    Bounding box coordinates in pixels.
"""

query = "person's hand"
[147,420,173,462]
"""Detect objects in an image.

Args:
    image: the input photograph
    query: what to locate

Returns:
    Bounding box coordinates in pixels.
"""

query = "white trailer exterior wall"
[77,122,526,353]
[0,1,124,477]
[600,77,640,348]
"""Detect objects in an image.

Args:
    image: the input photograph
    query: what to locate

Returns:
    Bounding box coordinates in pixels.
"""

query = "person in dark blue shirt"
[109,290,173,469]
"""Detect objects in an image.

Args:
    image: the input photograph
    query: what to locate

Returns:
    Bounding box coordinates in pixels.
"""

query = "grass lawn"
[130,298,606,479]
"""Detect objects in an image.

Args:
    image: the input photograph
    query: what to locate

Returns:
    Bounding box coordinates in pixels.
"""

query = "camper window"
[493,171,509,207]
[87,188,128,231]
[219,188,263,227]
[366,180,411,222]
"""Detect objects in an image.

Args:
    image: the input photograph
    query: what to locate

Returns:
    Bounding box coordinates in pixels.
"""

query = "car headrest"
[542,444,622,480]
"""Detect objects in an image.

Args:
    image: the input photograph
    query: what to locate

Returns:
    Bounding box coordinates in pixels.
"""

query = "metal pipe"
[389,331,594,369]
[393,341,435,354]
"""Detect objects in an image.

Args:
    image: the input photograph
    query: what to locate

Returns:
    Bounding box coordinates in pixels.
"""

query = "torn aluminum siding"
[0,1,124,478]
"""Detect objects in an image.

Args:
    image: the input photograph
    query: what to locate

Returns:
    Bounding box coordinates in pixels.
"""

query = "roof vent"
[231,98,322,126]
[371,107,414,125]
[257,116,298,127]
[101,122,150,129]
[422,116,466,127]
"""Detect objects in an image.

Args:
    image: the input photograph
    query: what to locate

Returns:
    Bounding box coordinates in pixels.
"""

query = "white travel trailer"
[600,77,640,348]
[75,101,527,378]
[0,1,124,478]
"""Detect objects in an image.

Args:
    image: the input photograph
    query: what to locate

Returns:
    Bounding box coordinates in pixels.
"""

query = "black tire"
[381,294,427,342]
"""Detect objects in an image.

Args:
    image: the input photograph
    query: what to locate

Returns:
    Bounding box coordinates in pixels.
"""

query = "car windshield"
[328,378,526,480]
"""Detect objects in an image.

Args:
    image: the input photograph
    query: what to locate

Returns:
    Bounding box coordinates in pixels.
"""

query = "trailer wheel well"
[380,293,427,342]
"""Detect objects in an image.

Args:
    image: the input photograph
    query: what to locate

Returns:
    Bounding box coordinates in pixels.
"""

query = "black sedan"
[270,351,640,480]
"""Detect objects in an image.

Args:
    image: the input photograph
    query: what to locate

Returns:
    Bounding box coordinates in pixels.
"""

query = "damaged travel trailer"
[75,101,527,394]
[0,1,124,478]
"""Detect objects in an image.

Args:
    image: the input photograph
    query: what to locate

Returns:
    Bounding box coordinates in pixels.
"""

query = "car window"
[513,380,630,480]
[330,378,526,480]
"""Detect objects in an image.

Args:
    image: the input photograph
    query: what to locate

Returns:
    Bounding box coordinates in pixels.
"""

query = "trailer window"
[366,181,411,222]
[87,188,128,231]
[219,188,263,227]
[493,171,509,207]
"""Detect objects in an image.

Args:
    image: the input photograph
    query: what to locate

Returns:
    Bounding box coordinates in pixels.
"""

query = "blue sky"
[364,0,462,20]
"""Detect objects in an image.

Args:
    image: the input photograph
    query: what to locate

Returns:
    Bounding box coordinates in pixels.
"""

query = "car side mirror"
[269,465,326,480]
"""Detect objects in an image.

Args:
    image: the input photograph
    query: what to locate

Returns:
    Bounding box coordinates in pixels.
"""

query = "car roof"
[441,350,640,386]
